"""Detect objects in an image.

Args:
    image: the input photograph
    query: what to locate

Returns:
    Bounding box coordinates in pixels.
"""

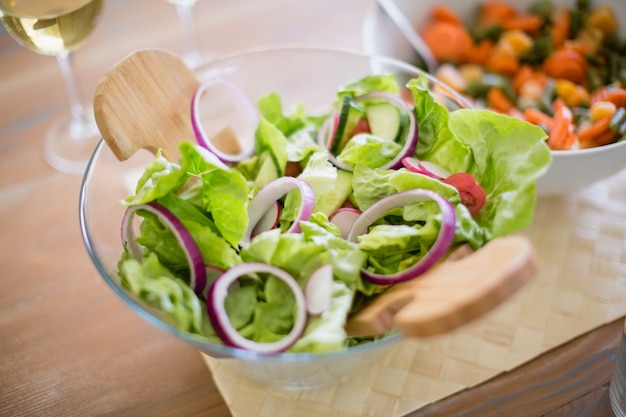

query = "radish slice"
[122,202,207,294]
[191,78,257,163]
[329,207,362,240]
[241,177,315,247]
[324,110,340,152]
[420,161,451,179]
[402,157,451,180]
[317,92,418,171]
[347,189,456,285]
[251,201,281,237]
[304,264,334,316]
[207,263,307,354]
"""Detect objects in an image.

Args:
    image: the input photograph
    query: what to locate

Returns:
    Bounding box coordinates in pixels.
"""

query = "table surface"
[0,0,622,416]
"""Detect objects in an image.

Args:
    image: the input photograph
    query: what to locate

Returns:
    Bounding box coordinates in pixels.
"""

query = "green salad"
[117,74,551,354]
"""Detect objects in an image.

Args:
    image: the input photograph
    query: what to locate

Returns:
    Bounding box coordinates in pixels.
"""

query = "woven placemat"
[203,168,626,417]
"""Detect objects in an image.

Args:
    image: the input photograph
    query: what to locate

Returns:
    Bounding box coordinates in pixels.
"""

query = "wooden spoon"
[93,49,200,162]
[345,234,537,338]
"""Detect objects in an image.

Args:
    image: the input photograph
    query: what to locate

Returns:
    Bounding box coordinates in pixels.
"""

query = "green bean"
[576,0,590,13]
[569,10,584,38]
[619,69,626,90]
[467,74,515,101]
[571,107,590,123]
[522,35,553,65]
[610,108,626,133]
[529,0,553,20]
[465,81,490,99]
[585,54,605,67]
[609,54,621,84]
[569,0,590,38]
[586,69,604,93]
[539,79,556,116]
[618,120,626,137]
[603,34,622,51]
[469,24,502,43]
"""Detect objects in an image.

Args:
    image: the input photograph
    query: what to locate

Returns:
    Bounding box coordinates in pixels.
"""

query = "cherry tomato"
[443,172,486,216]
[351,117,371,135]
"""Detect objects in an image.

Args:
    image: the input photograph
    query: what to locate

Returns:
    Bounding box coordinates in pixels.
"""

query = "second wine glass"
[165,0,211,68]
[0,0,105,174]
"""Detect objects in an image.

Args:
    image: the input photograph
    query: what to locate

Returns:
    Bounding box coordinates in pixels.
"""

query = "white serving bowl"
[363,0,626,196]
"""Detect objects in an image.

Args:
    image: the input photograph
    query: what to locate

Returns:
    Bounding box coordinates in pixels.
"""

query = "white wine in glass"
[165,0,209,68]
[0,0,104,174]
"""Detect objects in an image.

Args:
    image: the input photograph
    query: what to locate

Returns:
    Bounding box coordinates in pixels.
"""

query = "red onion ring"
[328,207,362,240]
[191,78,257,163]
[241,177,315,247]
[347,189,456,285]
[122,202,208,294]
[251,201,281,238]
[206,262,307,353]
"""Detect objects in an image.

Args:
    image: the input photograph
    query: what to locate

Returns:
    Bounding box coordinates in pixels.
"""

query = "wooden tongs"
[346,234,537,338]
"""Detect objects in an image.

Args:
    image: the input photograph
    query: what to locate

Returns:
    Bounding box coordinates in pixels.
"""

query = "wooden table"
[0,0,622,416]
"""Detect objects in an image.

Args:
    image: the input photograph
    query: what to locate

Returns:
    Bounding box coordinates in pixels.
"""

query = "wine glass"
[0,0,104,174]
[165,0,210,68]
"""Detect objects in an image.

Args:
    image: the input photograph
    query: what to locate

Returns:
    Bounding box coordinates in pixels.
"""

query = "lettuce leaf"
[338,74,400,99]
[254,117,288,186]
[122,150,188,206]
[179,142,250,247]
[236,225,366,351]
[257,92,307,137]
[408,77,450,157]
[134,202,241,273]
[420,110,551,239]
[118,251,206,334]
[337,133,403,169]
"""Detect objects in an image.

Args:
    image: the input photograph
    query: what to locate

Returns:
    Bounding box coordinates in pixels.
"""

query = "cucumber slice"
[312,170,354,216]
[365,102,401,142]
[331,95,364,153]
[255,153,280,188]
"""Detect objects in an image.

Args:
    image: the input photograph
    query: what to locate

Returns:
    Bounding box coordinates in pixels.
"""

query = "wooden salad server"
[345,234,538,338]
[93,49,200,162]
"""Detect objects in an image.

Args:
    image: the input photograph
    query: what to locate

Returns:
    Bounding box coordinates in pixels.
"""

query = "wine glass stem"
[175,4,202,66]
[56,51,89,128]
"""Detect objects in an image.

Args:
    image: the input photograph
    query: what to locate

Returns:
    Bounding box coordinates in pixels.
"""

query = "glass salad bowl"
[363,0,626,196]
[79,47,478,390]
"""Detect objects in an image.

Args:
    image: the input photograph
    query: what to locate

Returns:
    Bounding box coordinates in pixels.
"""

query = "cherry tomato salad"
[118,74,551,354]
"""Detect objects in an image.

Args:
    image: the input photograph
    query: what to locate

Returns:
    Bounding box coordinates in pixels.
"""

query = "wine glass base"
[44,109,101,175]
